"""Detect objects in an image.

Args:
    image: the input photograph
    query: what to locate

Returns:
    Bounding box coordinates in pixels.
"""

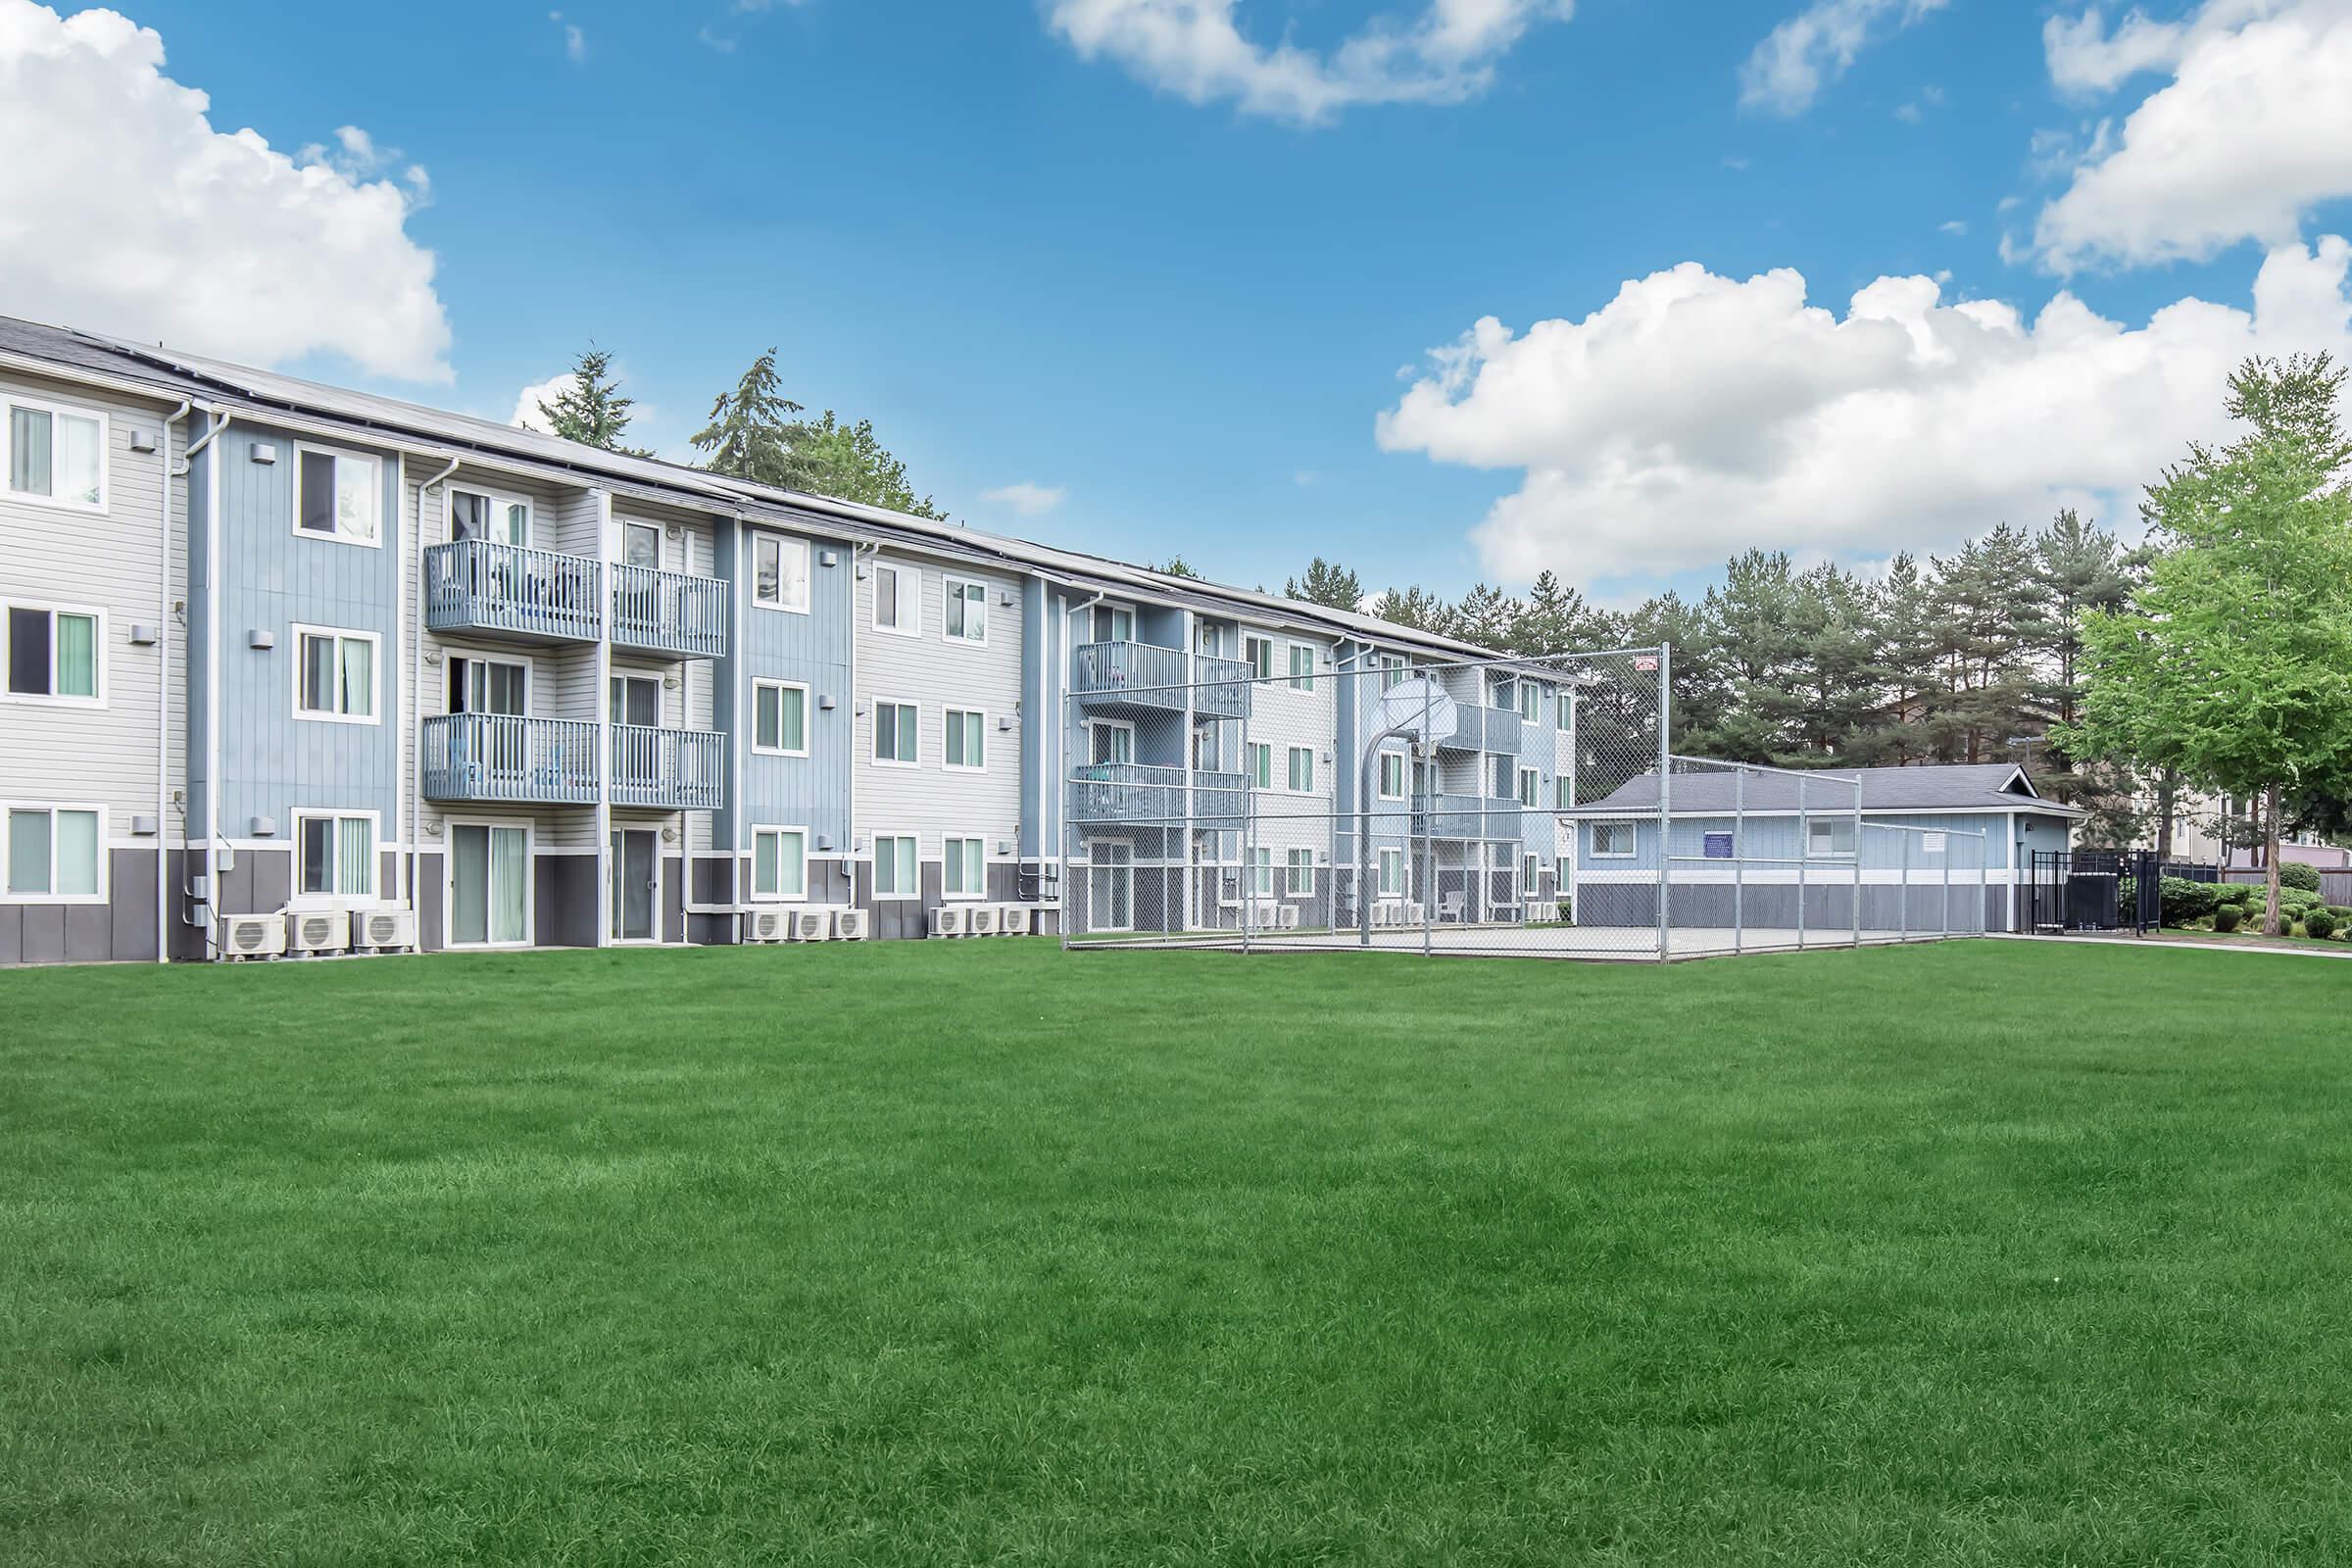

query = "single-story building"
[1561,762,2082,934]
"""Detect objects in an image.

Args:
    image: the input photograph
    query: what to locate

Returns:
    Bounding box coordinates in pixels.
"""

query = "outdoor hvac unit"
[998,904,1032,936]
[746,907,791,944]
[832,907,870,941]
[790,906,834,942]
[1251,900,1283,929]
[968,905,1001,937]
[284,908,350,956]
[930,905,968,938]
[220,912,285,959]
[1402,901,1426,925]
[1276,905,1301,930]
[350,906,416,953]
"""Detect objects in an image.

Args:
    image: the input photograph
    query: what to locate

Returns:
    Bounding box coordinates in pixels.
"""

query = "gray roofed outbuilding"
[1567,763,2085,817]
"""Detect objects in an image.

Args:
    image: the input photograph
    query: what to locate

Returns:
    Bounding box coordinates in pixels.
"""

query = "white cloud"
[2034,1,2352,271]
[1043,0,1574,125]
[511,371,573,434]
[1739,0,1946,116]
[551,10,585,63]
[981,481,1067,515]
[0,0,449,381]
[1939,219,1968,235]
[1375,238,2352,593]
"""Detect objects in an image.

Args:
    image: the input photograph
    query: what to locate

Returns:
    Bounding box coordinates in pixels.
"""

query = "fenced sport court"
[1059,644,1988,960]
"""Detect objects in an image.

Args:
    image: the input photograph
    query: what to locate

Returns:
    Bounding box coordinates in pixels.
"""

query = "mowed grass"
[5,941,2350,1566]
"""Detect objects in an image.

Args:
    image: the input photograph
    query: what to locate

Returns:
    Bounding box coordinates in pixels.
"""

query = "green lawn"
[6,940,2349,1566]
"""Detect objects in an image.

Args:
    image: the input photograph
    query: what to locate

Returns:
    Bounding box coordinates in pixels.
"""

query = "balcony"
[1435,703,1521,753]
[611,564,727,660]
[1192,654,1252,720]
[1413,793,1525,840]
[422,713,599,805]
[611,724,726,810]
[423,540,602,645]
[1069,763,1249,825]
[1071,640,1187,712]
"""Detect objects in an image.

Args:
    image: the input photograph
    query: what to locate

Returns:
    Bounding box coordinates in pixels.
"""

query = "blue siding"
[1580,808,2032,871]
[717,520,854,858]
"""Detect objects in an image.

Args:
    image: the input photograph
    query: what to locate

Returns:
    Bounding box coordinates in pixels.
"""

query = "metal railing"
[1069,763,1250,824]
[422,540,602,643]
[1193,654,1252,719]
[1437,702,1520,753]
[1071,640,1189,710]
[611,564,727,659]
[421,712,599,804]
[610,724,726,809]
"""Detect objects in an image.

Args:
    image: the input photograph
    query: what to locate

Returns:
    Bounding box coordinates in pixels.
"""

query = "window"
[1091,604,1135,643]
[944,577,987,643]
[1522,854,1541,891]
[1807,817,1857,858]
[1288,644,1316,691]
[1554,775,1573,810]
[1517,767,1540,808]
[1247,742,1272,789]
[944,709,985,770]
[873,834,918,898]
[1088,720,1133,765]
[1285,849,1313,895]
[1378,848,1404,897]
[1244,635,1273,681]
[450,822,529,945]
[1380,654,1408,691]
[4,604,101,703]
[752,532,810,612]
[1249,847,1274,896]
[5,398,104,510]
[294,627,377,722]
[872,561,919,635]
[5,805,102,902]
[622,520,661,570]
[1592,821,1637,858]
[1519,681,1542,722]
[873,701,918,764]
[610,673,659,727]
[1287,746,1314,793]
[294,446,379,545]
[1557,690,1575,731]
[1378,751,1406,801]
[296,811,376,904]
[450,487,529,546]
[753,681,808,756]
[449,656,526,715]
[752,827,808,901]
[944,836,987,899]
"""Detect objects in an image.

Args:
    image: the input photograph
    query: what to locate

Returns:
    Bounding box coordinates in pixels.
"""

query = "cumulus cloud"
[980,481,1067,516]
[0,0,450,381]
[1375,238,2352,594]
[1739,0,1946,116]
[511,372,574,434]
[2034,1,2352,271]
[550,11,586,63]
[1043,0,1574,125]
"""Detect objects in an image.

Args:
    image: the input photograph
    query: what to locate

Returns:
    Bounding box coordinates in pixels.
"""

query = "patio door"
[1089,840,1134,931]
[451,823,529,946]
[611,828,658,942]
[610,674,659,727]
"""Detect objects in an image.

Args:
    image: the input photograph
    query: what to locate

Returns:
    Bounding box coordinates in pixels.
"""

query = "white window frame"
[942,575,989,645]
[608,670,662,728]
[1517,766,1540,808]
[1243,633,1274,681]
[943,708,986,772]
[943,835,989,901]
[750,825,808,903]
[1554,774,1573,810]
[2,801,107,905]
[1,599,106,708]
[872,698,919,767]
[291,623,382,726]
[1378,847,1405,897]
[1379,653,1408,691]
[1519,680,1542,722]
[1090,602,1136,644]
[443,817,534,949]
[1248,846,1274,897]
[871,833,920,900]
[290,442,382,548]
[1287,642,1317,692]
[448,484,532,547]
[1591,820,1638,859]
[1808,816,1858,858]
[751,530,811,613]
[447,651,532,716]
[1285,848,1314,896]
[1377,750,1406,801]
[620,519,662,571]
[871,560,921,637]
[1247,741,1273,790]
[2,395,108,514]
[1085,717,1135,766]
[291,808,380,908]
[751,679,810,758]
[1287,746,1315,795]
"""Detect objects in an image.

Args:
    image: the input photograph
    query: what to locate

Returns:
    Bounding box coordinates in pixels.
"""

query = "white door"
[1090,840,1134,931]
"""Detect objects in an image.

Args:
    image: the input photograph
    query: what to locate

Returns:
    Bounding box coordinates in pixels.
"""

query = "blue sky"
[13,0,2352,604]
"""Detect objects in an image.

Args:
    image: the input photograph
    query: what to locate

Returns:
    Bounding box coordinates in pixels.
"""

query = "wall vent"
[249,442,278,465]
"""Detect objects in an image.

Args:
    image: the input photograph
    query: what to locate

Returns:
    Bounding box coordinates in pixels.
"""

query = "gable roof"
[1566,763,2084,818]
[0,314,1510,664]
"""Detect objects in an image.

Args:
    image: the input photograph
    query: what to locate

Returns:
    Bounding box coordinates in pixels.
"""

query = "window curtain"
[338,816,374,899]
[9,407,50,496]
[337,637,373,717]
[491,827,526,944]
[7,808,50,895]
[56,614,95,698]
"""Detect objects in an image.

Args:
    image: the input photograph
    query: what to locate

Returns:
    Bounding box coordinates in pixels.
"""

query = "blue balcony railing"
[421,713,600,805]
[423,540,602,644]
[611,564,727,660]
[610,724,726,810]
[1071,640,1187,710]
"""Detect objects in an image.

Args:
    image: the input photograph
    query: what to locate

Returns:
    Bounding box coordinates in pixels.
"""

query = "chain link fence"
[1059,643,1985,959]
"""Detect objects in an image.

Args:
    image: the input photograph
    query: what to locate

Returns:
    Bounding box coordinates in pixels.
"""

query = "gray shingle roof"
[1568,763,2084,817]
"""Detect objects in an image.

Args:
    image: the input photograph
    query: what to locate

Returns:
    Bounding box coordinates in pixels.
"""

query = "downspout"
[410,456,461,924]
[154,399,190,961]
[847,541,877,906]
[1062,592,1106,899]
[181,409,233,959]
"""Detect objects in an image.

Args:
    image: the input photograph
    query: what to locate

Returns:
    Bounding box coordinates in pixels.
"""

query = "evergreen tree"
[1284,558,1366,610]
[1374,585,1454,633]
[691,349,802,484]
[776,410,947,520]
[535,345,652,457]
[1156,556,1201,579]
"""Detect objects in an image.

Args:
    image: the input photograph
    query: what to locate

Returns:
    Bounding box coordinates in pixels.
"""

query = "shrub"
[2158,877,2220,926]
[2218,884,2259,907]
[2280,861,2322,894]
[2280,887,2322,913]
[2304,907,2338,940]
[2214,904,2244,932]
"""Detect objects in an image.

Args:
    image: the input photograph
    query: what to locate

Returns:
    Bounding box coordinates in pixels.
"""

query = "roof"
[1566,763,2086,818]
[0,314,1508,665]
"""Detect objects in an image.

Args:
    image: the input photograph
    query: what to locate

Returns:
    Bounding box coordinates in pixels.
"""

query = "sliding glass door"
[451,823,529,945]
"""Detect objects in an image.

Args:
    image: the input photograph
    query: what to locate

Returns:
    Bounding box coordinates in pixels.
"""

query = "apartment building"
[2,314,1543,965]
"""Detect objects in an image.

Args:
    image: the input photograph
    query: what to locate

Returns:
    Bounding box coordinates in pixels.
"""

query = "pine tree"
[1284,558,1366,611]
[536,345,652,457]
[1374,585,1454,633]
[691,349,802,484]
[776,410,947,520]
[1156,556,1200,579]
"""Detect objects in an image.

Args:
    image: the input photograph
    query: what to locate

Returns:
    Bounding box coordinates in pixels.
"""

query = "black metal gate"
[2023,851,2218,935]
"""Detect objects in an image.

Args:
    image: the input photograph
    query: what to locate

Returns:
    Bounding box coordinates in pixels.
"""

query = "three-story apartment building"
[0,315,1547,965]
